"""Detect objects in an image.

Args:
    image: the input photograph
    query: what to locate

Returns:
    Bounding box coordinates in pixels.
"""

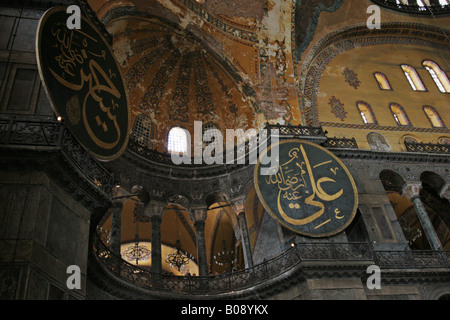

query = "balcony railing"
[0,115,115,195]
[405,141,450,154]
[371,0,450,15]
[92,232,449,296]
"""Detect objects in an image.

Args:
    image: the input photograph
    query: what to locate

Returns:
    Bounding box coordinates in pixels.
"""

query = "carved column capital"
[143,201,166,218]
[111,186,129,207]
[440,184,450,200]
[401,183,422,200]
[230,196,246,215]
[189,207,207,223]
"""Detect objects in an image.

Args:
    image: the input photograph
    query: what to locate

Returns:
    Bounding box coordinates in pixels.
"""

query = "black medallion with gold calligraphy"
[254,139,358,237]
[36,7,130,161]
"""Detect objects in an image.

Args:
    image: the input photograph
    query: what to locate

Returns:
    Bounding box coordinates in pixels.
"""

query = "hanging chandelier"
[123,237,151,265]
[123,218,151,265]
[166,239,192,272]
[214,239,235,269]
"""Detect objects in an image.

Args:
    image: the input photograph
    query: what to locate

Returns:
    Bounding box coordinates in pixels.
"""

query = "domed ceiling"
[108,17,262,153]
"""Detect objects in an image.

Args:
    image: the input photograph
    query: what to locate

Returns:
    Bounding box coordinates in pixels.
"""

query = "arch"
[298,22,448,126]
[401,64,427,91]
[167,127,189,153]
[379,169,406,193]
[374,72,392,90]
[210,210,241,274]
[402,135,421,144]
[423,106,445,128]
[390,103,412,126]
[423,59,450,93]
[356,101,377,124]
[205,192,229,209]
[420,171,446,194]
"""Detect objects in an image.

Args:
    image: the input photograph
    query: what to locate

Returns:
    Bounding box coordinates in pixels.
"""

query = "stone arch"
[379,169,406,193]
[166,194,191,211]
[205,192,229,209]
[420,171,446,194]
[298,22,450,126]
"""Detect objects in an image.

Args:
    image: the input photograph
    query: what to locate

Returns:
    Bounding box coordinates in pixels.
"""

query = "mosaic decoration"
[139,50,182,113]
[297,23,450,126]
[169,53,193,122]
[342,67,361,89]
[328,96,347,121]
[292,0,344,61]
[192,51,215,120]
[174,0,258,43]
[124,46,170,95]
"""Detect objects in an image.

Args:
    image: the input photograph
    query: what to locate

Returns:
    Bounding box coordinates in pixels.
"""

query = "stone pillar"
[190,207,208,276]
[402,183,443,251]
[144,201,165,274]
[110,187,127,256]
[231,197,253,268]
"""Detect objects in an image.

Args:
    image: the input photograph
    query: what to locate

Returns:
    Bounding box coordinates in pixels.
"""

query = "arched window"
[401,65,427,91]
[374,72,392,90]
[356,101,377,124]
[168,127,188,153]
[423,60,450,93]
[202,122,220,146]
[423,105,445,128]
[390,103,411,126]
[131,114,153,148]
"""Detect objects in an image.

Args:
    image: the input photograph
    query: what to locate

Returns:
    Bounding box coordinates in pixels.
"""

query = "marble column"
[402,183,443,251]
[109,187,127,256]
[231,197,253,268]
[190,207,208,276]
[144,201,166,274]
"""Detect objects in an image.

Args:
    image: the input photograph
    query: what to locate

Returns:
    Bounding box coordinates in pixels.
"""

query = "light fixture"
[123,237,151,265]
[122,217,151,265]
[166,239,191,272]
[213,215,235,272]
[165,213,192,272]
[214,239,235,270]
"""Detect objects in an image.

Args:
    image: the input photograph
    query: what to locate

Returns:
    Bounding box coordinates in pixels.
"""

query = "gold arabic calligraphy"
[48,22,121,150]
[265,144,343,228]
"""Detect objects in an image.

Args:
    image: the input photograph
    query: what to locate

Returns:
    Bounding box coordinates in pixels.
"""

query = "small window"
[423,106,445,128]
[390,103,411,126]
[374,72,392,90]
[423,60,450,93]
[356,101,377,124]
[131,114,153,148]
[168,127,188,153]
[401,65,426,91]
[202,122,220,145]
